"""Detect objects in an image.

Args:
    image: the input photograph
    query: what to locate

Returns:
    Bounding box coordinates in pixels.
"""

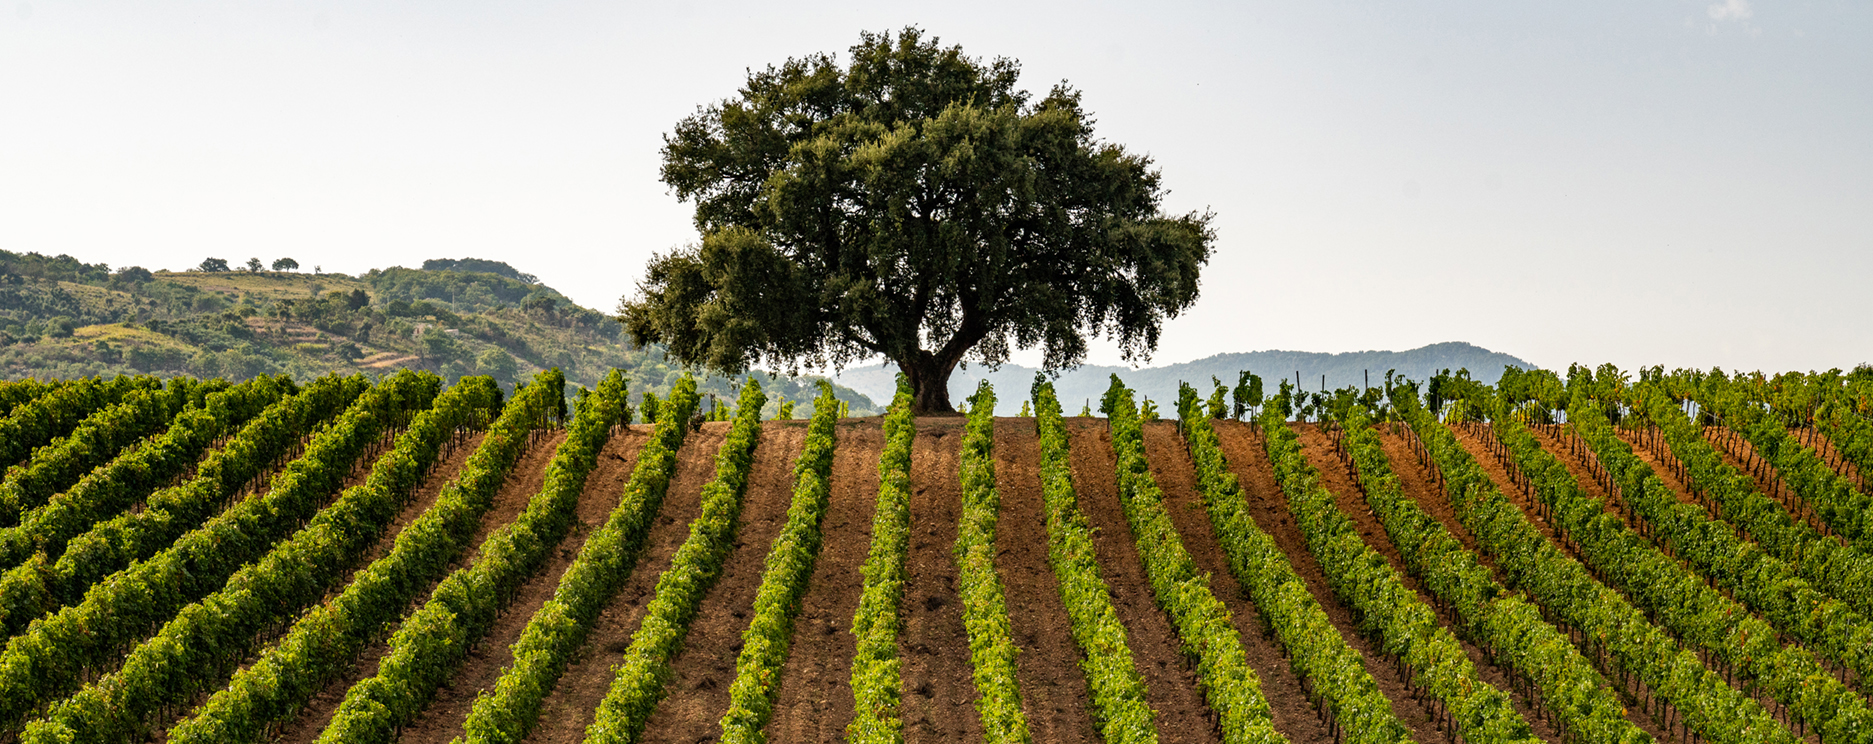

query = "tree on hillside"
[272,257,299,272]
[245,257,264,273]
[198,257,231,273]
[618,27,1214,413]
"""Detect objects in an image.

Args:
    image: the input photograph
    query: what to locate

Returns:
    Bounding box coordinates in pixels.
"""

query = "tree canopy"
[620,27,1214,412]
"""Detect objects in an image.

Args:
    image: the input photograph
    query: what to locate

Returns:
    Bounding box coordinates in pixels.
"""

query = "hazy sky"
[4,1,1869,374]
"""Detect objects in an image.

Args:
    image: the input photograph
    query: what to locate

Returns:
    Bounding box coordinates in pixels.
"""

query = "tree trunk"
[899,352,956,415]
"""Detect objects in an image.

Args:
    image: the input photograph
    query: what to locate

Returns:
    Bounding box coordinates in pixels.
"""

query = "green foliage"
[419,258,538,283]
[1677,377,1873,618]
[0,376,180,523]
[1031,381,1158,743]
[24,374,514,743]
[365,265,563,315]
[0,375,160,477]
[170,372,611,744]
[0,371,439,731]
[1266,394,1540,744]
[451,376,700,744]
[846,378,917,744]
[1104,378,1283,744]
[575,379,774,744]
[29,375,367,617]
[0,378,57,417]
[1400,394,1796,743]
[0,375,290,572]
[308,372,606,744]
[944,381,1032,743]
[478,347,519,384]
[1565,387,1873,742]
[1328,404,1648,744]
[1172,385,1406,744]
[0,250,113,284]
[1232,371,1262,420]
[625,28,1213,411]
[710,382,839,743]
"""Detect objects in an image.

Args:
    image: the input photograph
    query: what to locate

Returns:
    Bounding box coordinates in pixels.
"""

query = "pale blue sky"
[3,1,1869,373]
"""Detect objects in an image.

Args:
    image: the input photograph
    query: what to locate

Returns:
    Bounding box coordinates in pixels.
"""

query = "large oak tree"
[621,28,1214,413]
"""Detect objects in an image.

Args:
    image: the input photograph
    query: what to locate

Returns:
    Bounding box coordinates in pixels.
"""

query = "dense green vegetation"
[12,348,1873,744]
[0,249,876,416]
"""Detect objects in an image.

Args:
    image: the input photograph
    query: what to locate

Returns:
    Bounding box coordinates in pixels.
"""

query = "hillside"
[0,250,877,415]
[832,341,1535,414]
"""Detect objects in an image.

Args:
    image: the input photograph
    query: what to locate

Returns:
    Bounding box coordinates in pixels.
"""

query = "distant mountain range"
[831,342,1535,415]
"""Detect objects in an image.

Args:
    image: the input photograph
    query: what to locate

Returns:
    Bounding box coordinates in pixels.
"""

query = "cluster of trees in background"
[195,257,309,274]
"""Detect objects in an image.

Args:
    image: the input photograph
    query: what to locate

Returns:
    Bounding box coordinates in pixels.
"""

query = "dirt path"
[1062,417,1220,744]
[274,428,562,743]
[1292,424,1563,743]
[394,425,653,744]
[984,417,1097,743]
[898,416,980,744]
[507,421,744,744]
[1612,429,1707,508]
[765,420,886,742]
[1208,420,1444,743]
[1137,421,1331,743]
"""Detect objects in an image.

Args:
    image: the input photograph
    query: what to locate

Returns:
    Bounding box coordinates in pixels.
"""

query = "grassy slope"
[0,261,875,415]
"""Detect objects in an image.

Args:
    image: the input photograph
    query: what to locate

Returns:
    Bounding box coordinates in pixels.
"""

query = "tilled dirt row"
[899,417,980,744]
[766,420,886,742]
[988,417,1097,743]
[401,425,653,744]
[544,421,747,744]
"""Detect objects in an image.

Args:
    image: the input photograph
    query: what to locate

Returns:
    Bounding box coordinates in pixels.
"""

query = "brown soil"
[1612,429,1706,508]
[1207,420,1444,743]
[1137,422,1331,743]
[981,417,1097,743]
[1695,426,1841,537]
[765,420,886,741]
[1457,427,1585,554]
[1703,426,1783,494]
[1292,425,1563,743]
[517,421,753,744]
[1372,428,1493,562]
[395,425,653,744]
[1060,417,1220,744]
[1793,426,1865,488]
[897,417,981,744]
[273,428,570,743]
